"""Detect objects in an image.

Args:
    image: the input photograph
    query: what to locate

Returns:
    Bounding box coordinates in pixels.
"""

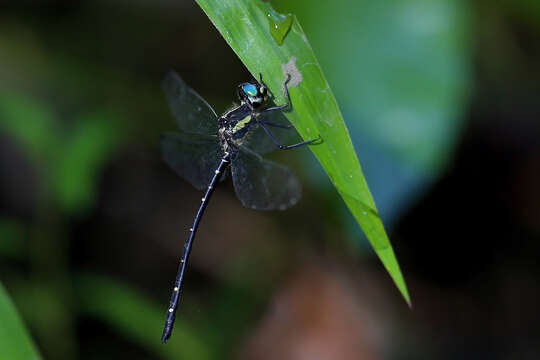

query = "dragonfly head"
[238,82,268,109]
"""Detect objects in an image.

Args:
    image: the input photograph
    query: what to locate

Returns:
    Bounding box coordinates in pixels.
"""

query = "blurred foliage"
[0,218,25,260]
[0,282,41,360]
[75,274,212,360]
[0,42,121,357]
[275,0,472,225]
[0,93,119,214]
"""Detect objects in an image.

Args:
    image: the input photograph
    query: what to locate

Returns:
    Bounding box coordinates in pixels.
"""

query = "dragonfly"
[160,70,319,343]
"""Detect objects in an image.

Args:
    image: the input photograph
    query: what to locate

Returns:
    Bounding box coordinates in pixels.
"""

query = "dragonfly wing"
[243,111,301,155]
[231,146,301,210]
[162,71,218,136]
[161,132,223,191]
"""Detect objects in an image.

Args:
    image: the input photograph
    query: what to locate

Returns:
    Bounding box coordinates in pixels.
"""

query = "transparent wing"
[160,132,223,190]
[162,71,218,136]
[243,111,302,155]
[231,146,301,210]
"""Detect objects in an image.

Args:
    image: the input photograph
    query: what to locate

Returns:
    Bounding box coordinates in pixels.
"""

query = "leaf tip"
[377,245,411,308]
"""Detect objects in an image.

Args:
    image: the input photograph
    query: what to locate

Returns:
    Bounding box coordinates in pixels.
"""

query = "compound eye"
[242,84,258,97]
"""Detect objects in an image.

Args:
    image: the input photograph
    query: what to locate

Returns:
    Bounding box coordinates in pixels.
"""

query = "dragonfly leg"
[261,74,291,113]
[258,72,267,88]
[259,122,320,150]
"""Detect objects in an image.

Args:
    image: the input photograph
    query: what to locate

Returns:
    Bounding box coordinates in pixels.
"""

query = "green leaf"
[194,0,410,305]
[0,282,41,360]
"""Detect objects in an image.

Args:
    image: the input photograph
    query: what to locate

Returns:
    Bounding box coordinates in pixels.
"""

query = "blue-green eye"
[242,84,258,97]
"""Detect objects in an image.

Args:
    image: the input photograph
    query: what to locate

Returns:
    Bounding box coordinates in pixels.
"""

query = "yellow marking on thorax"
[233,115,251,132]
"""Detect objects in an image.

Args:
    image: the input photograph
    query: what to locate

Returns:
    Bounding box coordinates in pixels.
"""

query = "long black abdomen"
[161,152,232,343]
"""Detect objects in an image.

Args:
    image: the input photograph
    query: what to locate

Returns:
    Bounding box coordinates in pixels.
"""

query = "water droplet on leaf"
[261,2,293,45]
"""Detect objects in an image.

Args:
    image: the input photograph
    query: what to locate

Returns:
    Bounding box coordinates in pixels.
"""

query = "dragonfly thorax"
[218,103,260,152]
